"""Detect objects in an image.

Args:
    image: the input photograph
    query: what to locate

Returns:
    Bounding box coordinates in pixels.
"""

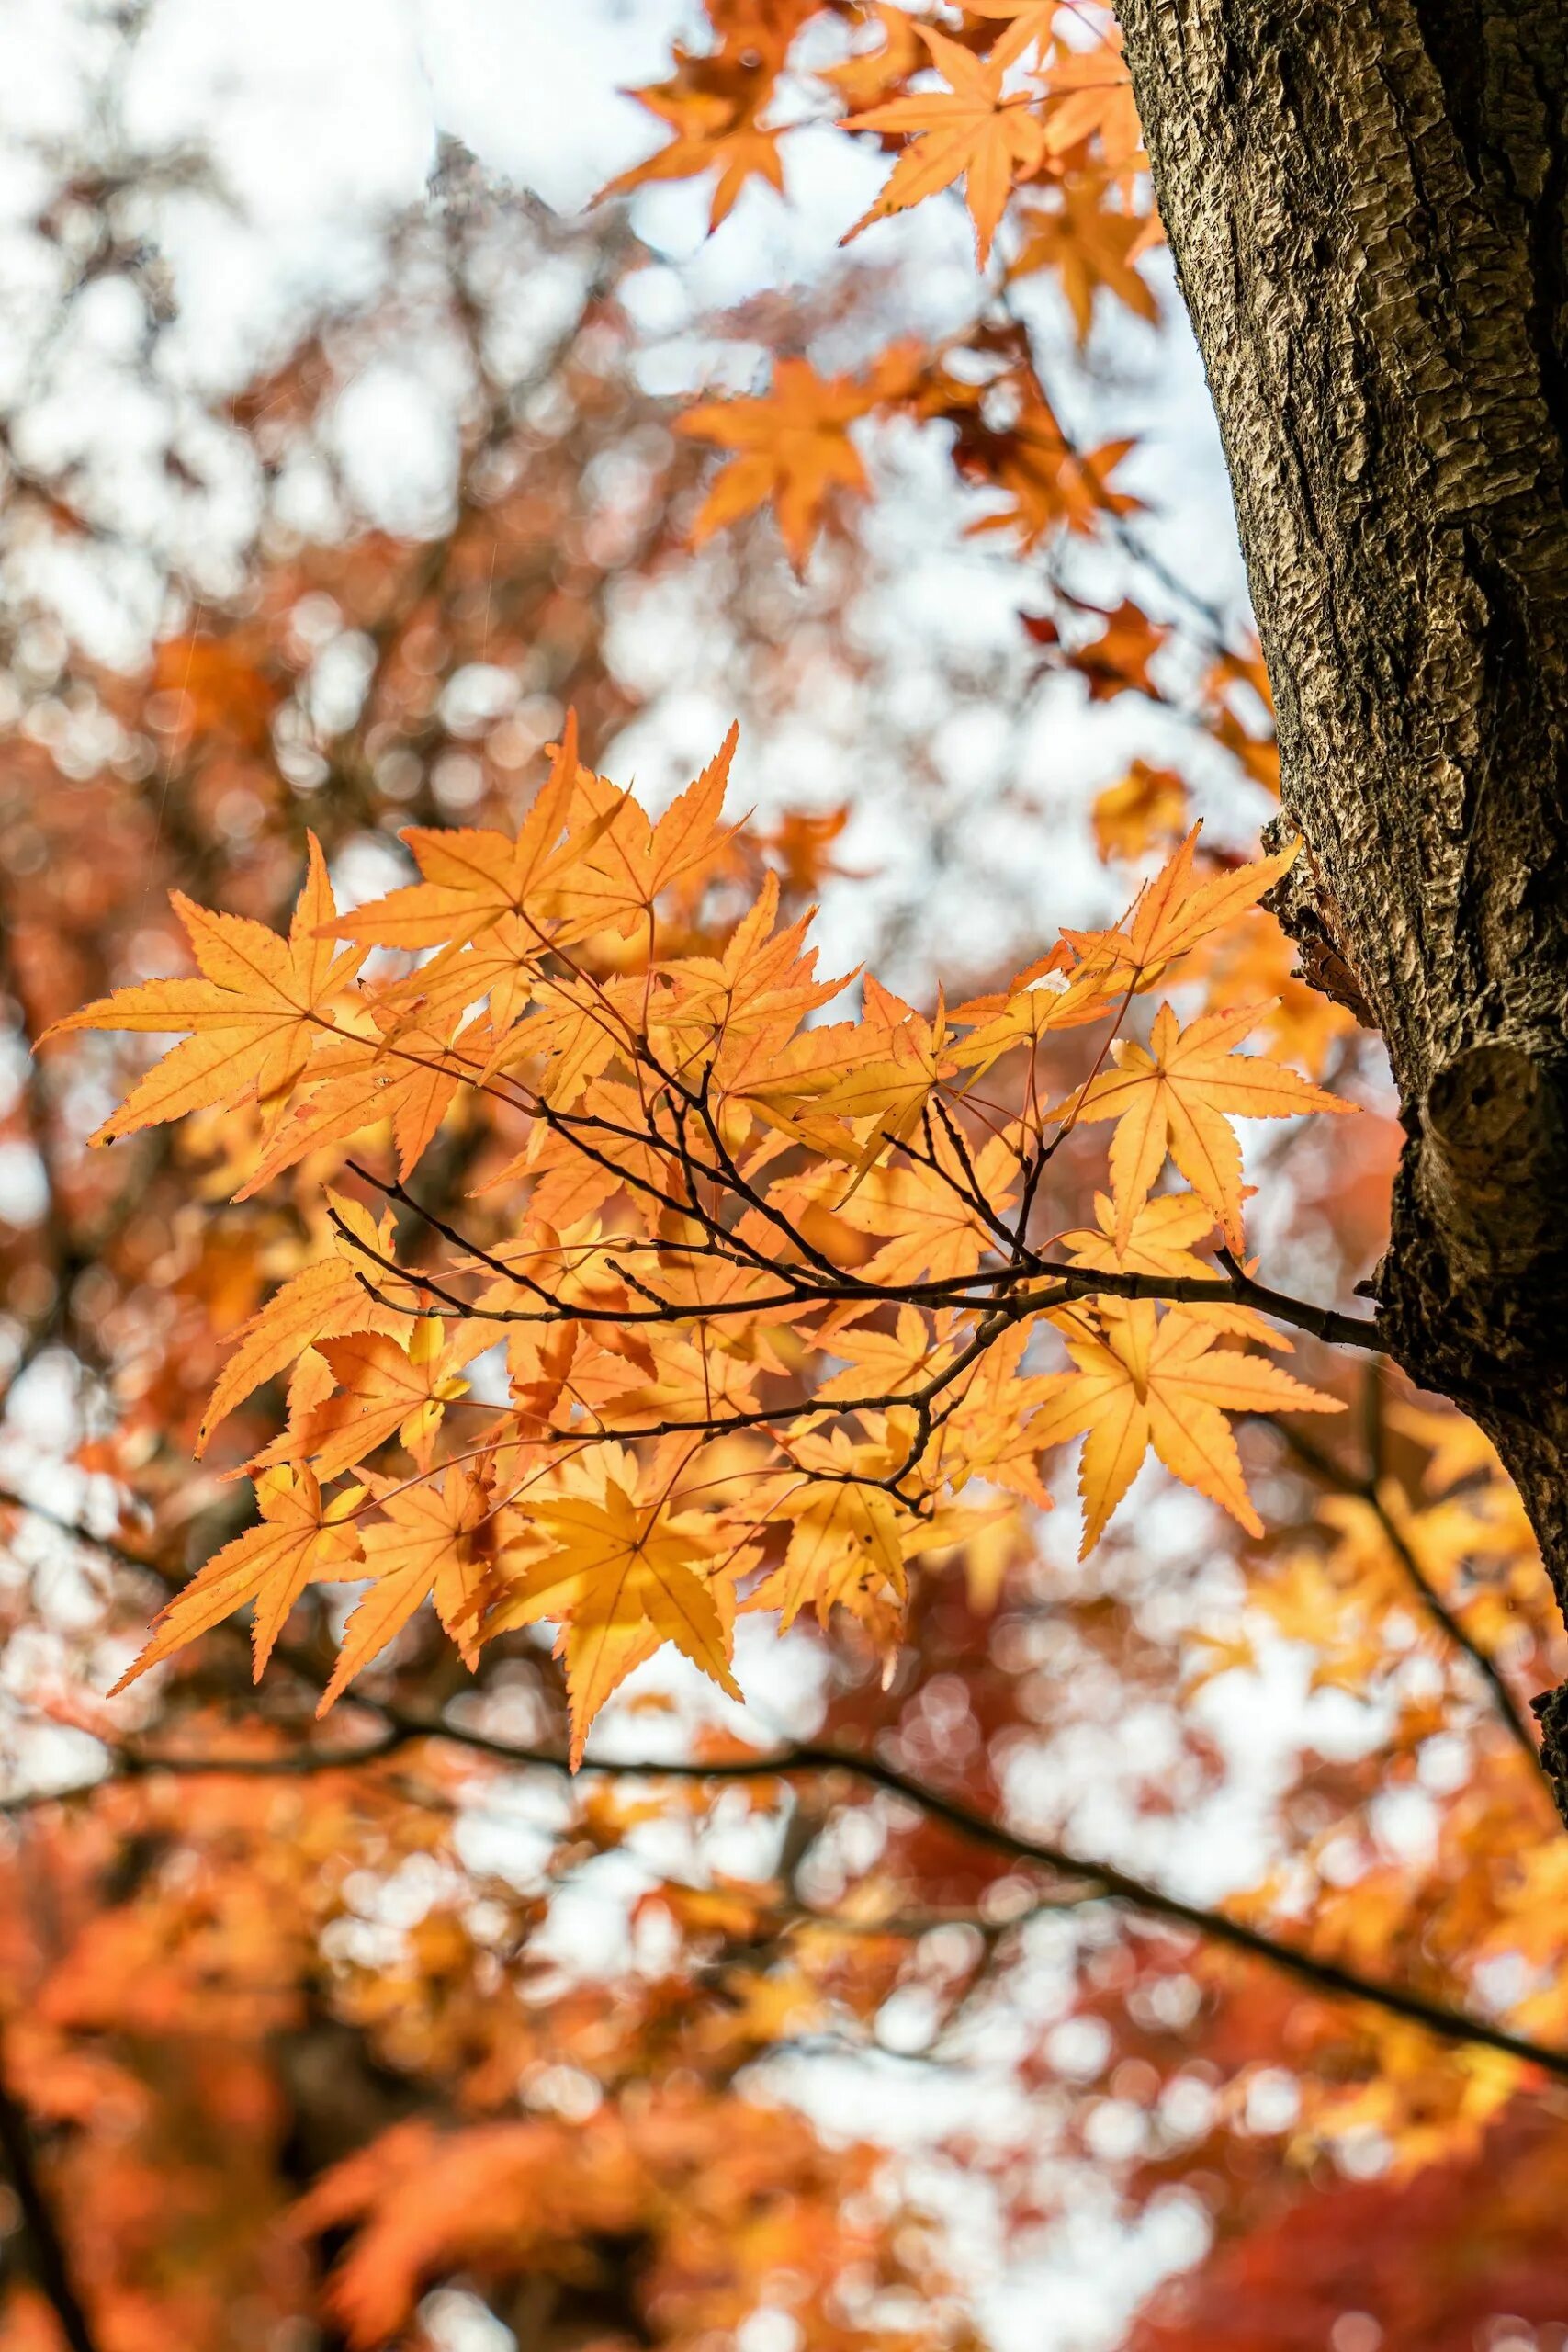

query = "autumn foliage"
[3,7,1567,2352]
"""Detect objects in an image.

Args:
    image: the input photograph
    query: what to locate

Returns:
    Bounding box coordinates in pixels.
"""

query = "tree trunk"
[1112,2,1568,1799]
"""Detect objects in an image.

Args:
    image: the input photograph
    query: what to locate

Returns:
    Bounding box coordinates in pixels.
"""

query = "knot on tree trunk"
[1425,1044,1568,1249]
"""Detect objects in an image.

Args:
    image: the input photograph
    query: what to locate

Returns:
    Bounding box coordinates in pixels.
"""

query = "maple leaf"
[319,1466,497,1711]
[151,628,279,752]
[1182,1624,1259,1695]
[747,1435,914,1634]
[197,1193,418,1454]
[1062,597,1169,701]
[963,0,1065,69]
[1385,1400,1503,1497]
[674,349,918,571]
[1055,1000,1355,1251]
[263,1320,486,1480]
[1041,26,1145,180]
[236,1005,485,1196]
[487,1453,743,1763]
[960,406,1139,548]
[841,25,1048,266]
[1059,1189,1284,1347]
[554,727,740,937]
[1183,901,1360,1078]
[750,802,857,893]
[1031,1300,1343,1551]
[785,1129,1018,1287]
[927,1324,1060,1507]
[815,0,925,114]
[650,870,846,1102]
[111,1465,366,1690]
[322,711,587,951]
[1063,823,1302,984]
[813,976,959,1190]
[945,944,1119,1075]
[42,833,366,1143]
[813,1304,956,1404]
[596,15,804,231]
[1090,760,1190,863]
[573,1329,765,1431]
[1009,176,1160,343]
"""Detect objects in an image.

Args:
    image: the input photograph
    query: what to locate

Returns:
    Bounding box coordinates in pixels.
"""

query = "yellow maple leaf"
[111,1465,365,1690]
[1058,1189,1285,1348]
[1031,1300,1343,1551]
[487,1455,742,1763]
[946,944,1119,1076]
[553,728,740,937]
[42,833,366,1143]
[1182,1626,1259,1694]
[814,978,958,1191]
[748,1441,912,1634]
[1055,1001,1354,1251]
[319,1466,498,1711]
[1385,1400,1503,1497]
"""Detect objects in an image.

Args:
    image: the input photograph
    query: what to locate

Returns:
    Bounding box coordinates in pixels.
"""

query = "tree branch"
[0,2027,101,2352]
[1262,1408,1550,1785]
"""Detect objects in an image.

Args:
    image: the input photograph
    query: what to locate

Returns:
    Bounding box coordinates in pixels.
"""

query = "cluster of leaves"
[612,0,1148,574]
[51,729,1353,1759]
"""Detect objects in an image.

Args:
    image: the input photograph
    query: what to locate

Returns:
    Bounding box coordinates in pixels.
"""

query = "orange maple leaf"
[197,1193,418,1454]
[320,1465,498,1711]
[323,710,584,951]
[596,35,793,230]
[675,349,917,571]
[963,409,1139,548]
[1064,824,1301,982]
[151,629,279,752]
[1090,761,1190,863]
[1062,597,1170,702]
[962,0,1065,68]
[1041,26,1145,180]
[260,1319,485,1481]
[816,0,926,114]
[841,25,1049,266]
[1009,175,1160,343]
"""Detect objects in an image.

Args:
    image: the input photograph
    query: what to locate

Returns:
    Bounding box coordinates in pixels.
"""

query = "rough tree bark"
[1112,3,1568,1801]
